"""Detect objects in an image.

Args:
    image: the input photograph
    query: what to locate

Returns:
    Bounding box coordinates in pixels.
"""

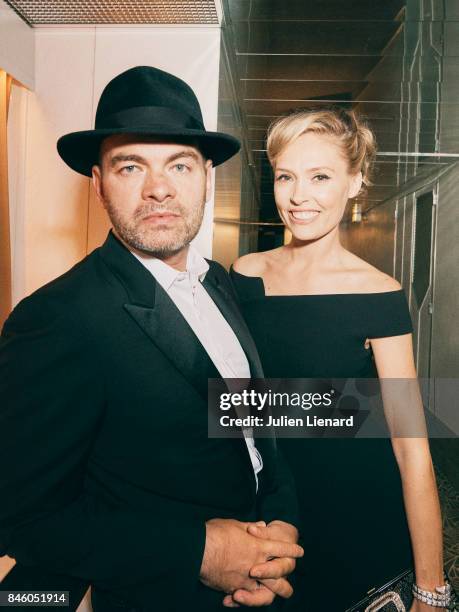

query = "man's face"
[92,134,212,259]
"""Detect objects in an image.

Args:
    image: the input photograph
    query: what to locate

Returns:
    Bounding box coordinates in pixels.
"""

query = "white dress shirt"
[131,245,263,487]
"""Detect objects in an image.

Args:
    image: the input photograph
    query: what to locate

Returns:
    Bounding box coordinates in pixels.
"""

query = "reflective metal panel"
[222,0,459,228]
[218,0,459,398]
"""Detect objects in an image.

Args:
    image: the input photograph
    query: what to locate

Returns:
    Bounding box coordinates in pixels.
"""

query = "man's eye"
[120,165,139,174]
[313,174,330,182]
[173,163,189,173]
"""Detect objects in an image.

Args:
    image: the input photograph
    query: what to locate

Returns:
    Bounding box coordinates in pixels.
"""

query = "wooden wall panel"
[0,69,12,326]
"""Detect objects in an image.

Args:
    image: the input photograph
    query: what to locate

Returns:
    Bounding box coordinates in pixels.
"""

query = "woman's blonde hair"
[266,106,377,187]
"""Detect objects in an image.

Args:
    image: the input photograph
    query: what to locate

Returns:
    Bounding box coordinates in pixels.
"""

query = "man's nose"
[141,171,176,202]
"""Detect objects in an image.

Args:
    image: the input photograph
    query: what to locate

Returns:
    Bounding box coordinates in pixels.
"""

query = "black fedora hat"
[57,65,240,177]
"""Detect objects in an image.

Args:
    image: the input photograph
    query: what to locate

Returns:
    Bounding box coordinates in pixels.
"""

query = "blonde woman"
[230,107,447,610]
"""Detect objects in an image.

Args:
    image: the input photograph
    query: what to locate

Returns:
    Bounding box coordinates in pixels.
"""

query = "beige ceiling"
[4,1,219,25]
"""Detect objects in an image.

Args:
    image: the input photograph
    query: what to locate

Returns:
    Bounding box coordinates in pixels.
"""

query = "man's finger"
[232,585,275,607]
[250,557,296,579]
[258,577,293,599]
[247,525,270,537]
[248,521,298,544]
[263,540,304,560]
[222,594,241,608]
[247,524,293,542]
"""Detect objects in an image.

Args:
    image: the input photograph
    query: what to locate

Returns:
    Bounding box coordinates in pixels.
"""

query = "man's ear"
[205,159,213,202]
[92,165,106,207]
[349,171,363,200]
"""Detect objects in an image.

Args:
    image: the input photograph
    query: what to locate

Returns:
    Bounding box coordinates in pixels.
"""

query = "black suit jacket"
[0,232,298,611]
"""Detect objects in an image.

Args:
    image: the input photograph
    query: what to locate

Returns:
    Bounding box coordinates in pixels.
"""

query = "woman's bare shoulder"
[232,251,270,277]
[344,251,402,293]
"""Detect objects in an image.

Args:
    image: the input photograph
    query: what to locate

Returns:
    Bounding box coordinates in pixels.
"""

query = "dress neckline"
[230,266,405,299]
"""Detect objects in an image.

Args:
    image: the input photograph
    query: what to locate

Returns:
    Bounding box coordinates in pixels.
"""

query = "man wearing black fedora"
[0,66,301,611]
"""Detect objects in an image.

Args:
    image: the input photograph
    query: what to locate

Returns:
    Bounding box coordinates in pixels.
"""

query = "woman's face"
[273,131,362,242]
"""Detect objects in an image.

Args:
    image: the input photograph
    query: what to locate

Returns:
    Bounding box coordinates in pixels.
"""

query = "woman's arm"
[371,332,445,604]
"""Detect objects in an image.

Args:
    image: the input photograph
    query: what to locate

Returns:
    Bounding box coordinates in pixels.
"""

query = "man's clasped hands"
[200,518,304,607]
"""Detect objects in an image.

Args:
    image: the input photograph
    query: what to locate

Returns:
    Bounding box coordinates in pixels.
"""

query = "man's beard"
[105,199,206,259]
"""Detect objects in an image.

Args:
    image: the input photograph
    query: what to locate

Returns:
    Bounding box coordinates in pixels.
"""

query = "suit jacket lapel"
[203,264,264,379]
[124,289,218,399]
[99,232,219,398]
[202,264,278,454]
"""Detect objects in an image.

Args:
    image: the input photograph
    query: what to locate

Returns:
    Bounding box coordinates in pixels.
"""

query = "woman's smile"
[289,210,321,223]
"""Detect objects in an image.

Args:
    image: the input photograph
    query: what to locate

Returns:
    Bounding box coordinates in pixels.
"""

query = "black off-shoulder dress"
[230,268,414,611]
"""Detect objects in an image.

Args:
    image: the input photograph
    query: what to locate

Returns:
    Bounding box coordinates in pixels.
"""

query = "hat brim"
[57,127,241,177]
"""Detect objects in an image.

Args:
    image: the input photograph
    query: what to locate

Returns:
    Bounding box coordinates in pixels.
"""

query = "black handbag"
[346,569,458,612]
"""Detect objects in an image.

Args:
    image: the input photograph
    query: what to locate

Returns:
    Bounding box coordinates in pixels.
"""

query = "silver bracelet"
[412,580,452,608]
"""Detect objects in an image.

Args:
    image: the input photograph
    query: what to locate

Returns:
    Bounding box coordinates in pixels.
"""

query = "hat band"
[96,105,204,131]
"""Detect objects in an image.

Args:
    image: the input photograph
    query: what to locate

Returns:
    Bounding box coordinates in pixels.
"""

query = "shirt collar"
[131,245,209,292]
